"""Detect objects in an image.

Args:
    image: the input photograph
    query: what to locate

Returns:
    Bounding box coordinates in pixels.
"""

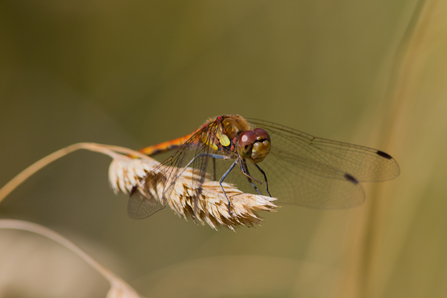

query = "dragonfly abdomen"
[139,131,197,156]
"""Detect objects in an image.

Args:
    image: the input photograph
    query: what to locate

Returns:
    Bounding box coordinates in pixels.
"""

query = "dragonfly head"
[237,128,271,163]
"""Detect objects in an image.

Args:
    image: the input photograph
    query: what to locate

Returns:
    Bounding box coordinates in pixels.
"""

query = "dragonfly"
[129,114,400,219]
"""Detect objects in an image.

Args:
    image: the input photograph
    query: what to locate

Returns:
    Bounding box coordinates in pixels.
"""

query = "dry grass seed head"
[108,156,277,231]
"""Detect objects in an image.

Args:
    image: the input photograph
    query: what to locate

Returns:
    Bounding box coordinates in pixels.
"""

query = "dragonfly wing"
[251,150,366,208]
[244,119,400,209]
[211,153,365,209]
[248,118,400,182]
[127,190,166,219]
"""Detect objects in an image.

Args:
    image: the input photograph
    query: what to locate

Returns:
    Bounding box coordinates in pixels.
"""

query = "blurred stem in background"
[337,1,447,297]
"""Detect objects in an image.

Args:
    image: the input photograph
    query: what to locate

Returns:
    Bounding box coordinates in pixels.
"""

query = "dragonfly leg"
[238,161,262,185]
[254,163,271,197]
[175,152,208,179]
[208,154,232,182]
[175,153,233,214]
[240,159,262,195]
[219,160,238,215]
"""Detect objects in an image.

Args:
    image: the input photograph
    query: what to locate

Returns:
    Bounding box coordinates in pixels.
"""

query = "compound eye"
[238,131,257,156]
[239,131,257,148]
[254,128,270,141]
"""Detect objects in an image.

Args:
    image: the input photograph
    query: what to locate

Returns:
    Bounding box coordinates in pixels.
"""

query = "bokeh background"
[1,1,447,297]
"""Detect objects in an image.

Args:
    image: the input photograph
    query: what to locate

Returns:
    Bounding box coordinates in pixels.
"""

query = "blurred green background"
[1,1,447,297]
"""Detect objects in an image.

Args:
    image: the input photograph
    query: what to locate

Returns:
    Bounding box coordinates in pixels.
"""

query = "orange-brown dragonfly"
[129,115,400,218]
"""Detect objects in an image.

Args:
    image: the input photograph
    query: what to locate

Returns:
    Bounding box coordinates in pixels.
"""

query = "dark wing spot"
[130,185,138,196]
[344,173,359,185]
[376,150,393,159]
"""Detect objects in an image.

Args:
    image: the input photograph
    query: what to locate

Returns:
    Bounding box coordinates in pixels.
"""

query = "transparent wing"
[127,189,166,219]
[249,119,400,181]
